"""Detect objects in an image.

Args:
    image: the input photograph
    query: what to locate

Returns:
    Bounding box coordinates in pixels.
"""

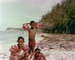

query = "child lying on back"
[9,36,29,60]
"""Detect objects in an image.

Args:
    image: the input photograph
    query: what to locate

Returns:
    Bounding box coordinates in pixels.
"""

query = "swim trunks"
[29,40,35,47]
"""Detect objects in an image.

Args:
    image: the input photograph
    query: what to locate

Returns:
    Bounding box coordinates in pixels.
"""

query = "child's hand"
[11,53,16,56]
[14,45,19,52]
[34,22,41,29]
[22,23,29,30]
[40,53,46,60]
[22,44,29,52]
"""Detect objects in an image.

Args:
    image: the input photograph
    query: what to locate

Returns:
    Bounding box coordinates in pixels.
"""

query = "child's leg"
[29,46,32,54]
[14,56,18,60]
[29,46,35,53]
[21,53,29,60]
[9,55,18,60]
[26,53,29,60]
[32,40,35,53]
[9,55,14,60]
[32,47,35,53]
[29,47,34,59]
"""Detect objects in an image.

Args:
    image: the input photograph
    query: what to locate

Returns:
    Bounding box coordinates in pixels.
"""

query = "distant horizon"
[0,0,61,31]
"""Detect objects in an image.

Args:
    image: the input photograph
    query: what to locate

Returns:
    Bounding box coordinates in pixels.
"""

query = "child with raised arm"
[28,21,36,54]
[22,21,41,54]
[9,36,29,60]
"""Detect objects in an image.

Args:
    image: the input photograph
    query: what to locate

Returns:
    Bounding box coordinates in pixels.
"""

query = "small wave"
[0,53,9,59]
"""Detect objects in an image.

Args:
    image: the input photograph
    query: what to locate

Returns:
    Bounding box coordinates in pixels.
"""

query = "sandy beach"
[38,33,75,60]
[0,30,75,60]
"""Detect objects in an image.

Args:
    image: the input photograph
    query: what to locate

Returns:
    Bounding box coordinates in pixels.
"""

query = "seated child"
[9,36,29,60]
[29,48,46,60]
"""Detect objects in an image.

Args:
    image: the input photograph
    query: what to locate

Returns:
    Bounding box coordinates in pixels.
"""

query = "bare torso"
[28,28,36,41]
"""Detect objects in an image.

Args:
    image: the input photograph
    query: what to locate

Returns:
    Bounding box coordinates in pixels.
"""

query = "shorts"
[29,40,35,47]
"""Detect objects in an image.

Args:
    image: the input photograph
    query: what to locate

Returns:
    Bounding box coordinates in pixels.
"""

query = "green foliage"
[40,0,75,34]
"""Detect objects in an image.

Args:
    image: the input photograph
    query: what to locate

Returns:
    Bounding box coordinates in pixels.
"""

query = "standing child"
[28,21,36,54]
[9,36,29,60]
[23,21,41,54]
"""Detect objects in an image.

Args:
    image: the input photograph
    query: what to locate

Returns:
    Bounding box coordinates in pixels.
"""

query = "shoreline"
[0,31,75,60]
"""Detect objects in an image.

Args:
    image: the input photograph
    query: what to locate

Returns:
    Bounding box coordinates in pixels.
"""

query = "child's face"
[35,50,40,57]
[18,39,24,47]
[30,23,35,27]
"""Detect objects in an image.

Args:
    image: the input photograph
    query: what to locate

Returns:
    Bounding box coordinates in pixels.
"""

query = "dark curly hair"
[35,48,40,51]
[17,36,24,42]
[30,21,35,24]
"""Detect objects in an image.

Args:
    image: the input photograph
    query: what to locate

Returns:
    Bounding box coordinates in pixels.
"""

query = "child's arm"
[10,51,16,55]
[9,45,23,60]
[20,44,29,57]
[23,23,30,30]
[40,53,46,60]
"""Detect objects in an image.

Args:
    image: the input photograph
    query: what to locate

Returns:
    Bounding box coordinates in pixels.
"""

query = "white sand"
[38,33,75,60]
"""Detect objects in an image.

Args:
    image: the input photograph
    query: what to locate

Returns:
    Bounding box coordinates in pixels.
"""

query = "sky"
[0,0,61,31]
